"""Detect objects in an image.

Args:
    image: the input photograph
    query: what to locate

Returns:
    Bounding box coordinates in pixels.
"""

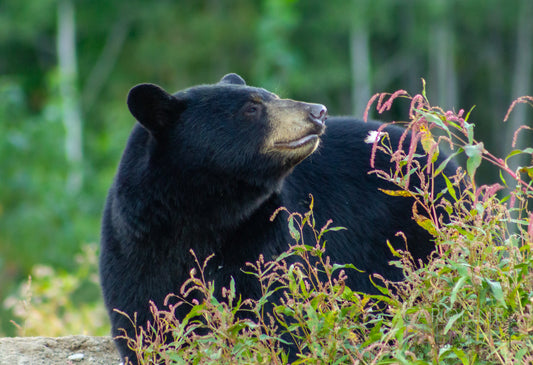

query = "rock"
[68,353,85,361]
[0,336,121,365]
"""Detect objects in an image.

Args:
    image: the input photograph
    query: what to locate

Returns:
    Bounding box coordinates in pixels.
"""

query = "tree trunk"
[350,21,371,117]
[505,0,532,234]
[507,0,532,155]
[57,0,83,194]
[428,17,457,111]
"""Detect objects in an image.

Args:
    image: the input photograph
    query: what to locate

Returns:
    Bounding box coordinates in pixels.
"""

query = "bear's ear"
[219,73,246,85]
[127,83,186,133]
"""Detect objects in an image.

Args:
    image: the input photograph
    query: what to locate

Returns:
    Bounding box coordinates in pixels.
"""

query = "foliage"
[362,86,533,363]
[116,207,379,365]
[113,91,532,364]
[3,244,109,337]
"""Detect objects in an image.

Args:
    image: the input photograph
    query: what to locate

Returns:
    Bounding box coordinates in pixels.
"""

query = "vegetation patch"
[110,89,533,364]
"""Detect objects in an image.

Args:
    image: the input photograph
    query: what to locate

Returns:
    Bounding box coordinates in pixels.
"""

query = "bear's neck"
[177,172,284,230]
[114,166,284,253]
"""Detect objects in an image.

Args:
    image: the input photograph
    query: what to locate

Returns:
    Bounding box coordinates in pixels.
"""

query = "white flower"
[364,130,385,144]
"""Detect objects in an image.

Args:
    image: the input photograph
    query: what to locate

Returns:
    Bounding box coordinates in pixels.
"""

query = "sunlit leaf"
[378,188,412,197]
[386,240,402,258]
[499,169,508,187]
[464,105,476,123]
[519,166,533,180]
[415,217,438,236]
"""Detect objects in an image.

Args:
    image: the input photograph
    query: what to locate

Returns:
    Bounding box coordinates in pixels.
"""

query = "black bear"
[100,73,456,363]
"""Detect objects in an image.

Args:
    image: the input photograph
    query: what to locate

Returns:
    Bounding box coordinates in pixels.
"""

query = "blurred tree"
[506,0,533,156]
[57,0,83,194]
[426,0,457,111]
[349,0,372,117]
[0,0,531,336]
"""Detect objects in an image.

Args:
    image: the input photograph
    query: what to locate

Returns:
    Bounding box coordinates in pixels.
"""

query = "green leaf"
[434,150,461,177]
[464,142,483,179]
[298,275,309,296]
[442,174,458,201]
[417,109,449,131]
[506,148,533,160]
[288,216,300,242]
[485,278,506,306]
[443,310,464,335]
[228,276,236,302]
[452,348,470,365]
[332,263,364,273]
[499,169,508,187]
[450,275,467,306]
[464,105,476,123]
[386,240,403,258]
[438,344,453,359]
[369,276,391,297]
[421,78,427,99]
[323,226,347,233]
[464,121,475,144]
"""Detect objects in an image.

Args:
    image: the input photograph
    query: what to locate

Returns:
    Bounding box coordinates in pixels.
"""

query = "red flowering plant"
[364,82,533,246]
[362,82,533,363]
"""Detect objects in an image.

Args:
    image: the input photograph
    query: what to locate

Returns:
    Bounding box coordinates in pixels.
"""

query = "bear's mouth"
[273,134,319,150]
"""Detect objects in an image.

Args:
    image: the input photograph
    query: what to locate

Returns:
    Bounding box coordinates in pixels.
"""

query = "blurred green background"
[0,0,531,336]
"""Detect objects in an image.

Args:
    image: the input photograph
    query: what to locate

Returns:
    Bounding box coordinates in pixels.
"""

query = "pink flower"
[378,90,408,114]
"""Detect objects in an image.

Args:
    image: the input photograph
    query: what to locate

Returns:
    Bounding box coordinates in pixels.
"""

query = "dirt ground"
[0,336,121,365]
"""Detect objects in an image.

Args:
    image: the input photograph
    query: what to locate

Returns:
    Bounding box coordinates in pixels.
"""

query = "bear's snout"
[307,103,328,127]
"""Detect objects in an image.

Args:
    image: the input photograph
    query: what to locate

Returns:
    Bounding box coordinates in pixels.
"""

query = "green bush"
[4,244,109,337]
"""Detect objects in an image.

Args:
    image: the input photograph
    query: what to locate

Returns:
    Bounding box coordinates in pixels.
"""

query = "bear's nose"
[308,103,328,125]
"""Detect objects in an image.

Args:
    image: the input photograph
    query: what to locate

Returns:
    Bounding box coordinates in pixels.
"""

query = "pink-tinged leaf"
[288,216,300,242]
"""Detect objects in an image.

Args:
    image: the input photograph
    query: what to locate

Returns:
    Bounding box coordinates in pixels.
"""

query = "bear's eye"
[243,103,261,116]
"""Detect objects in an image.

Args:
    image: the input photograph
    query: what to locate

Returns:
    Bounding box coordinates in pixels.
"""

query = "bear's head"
[126,73,327,185]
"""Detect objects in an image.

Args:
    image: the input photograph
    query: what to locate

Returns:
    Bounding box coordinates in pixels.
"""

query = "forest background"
[0,0,531,336]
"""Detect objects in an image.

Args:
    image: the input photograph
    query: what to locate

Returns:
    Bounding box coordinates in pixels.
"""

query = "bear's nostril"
[309,104,328,124]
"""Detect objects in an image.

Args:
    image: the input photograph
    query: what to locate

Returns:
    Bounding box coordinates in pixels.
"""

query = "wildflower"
[444,109,466,127]
[504,95,533,122]
[365,130,385,144]
[378,89,408,114]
